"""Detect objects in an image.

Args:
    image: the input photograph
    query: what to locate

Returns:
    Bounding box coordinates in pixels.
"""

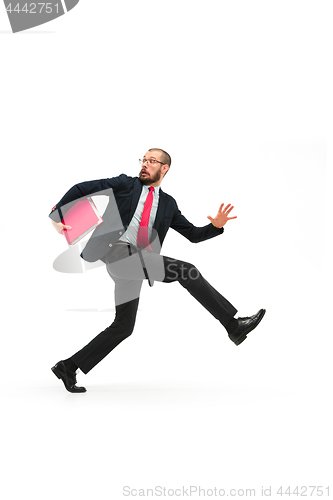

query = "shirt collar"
[143,184,160,195]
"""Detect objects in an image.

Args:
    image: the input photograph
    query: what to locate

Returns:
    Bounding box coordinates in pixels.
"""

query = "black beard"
[139,168,162,185]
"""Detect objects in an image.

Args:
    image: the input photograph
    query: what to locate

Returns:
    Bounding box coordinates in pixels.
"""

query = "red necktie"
[137,186,155,250]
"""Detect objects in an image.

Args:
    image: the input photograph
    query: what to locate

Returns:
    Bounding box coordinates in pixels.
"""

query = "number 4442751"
[6,3,59,14]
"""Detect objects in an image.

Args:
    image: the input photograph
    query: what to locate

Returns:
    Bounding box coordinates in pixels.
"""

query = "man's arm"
[171,203,237,243]
[49,174,130,224]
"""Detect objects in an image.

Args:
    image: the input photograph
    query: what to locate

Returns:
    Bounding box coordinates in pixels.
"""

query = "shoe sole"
[234,333,247,346]
[234,309,266,346]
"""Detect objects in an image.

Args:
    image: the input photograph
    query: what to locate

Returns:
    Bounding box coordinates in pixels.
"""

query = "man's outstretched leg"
[161,256,265,345]
[109,248,266,345]
[104,248,265,346]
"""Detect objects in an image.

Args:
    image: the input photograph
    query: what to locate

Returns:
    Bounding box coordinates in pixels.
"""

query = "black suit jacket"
[49,174,224,262]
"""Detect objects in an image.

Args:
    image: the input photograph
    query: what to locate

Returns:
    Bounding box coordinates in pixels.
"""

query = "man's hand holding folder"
[51,220,72,235]
[50,197,103,245]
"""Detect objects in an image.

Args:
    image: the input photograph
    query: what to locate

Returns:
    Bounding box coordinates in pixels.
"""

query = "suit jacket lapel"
[128,178,143,224]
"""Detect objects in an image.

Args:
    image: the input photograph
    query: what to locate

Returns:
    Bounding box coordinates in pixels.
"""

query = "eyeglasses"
[139,158,164,166]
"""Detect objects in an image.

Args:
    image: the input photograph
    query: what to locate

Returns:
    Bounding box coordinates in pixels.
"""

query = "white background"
[0,1,332,499]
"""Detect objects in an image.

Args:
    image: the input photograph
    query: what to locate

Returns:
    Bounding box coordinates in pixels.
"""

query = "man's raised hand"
[207,203,237,228]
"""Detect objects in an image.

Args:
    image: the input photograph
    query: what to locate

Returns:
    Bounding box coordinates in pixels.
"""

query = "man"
[50,148,266,393]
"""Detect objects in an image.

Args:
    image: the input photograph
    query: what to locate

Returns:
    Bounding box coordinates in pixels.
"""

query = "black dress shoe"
[51,361,87,393]
[229,309,266,346]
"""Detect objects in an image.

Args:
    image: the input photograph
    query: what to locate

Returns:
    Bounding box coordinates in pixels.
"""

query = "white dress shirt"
[118,184,160,247]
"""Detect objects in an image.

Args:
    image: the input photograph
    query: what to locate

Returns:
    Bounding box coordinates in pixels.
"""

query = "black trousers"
[71,244,237,374]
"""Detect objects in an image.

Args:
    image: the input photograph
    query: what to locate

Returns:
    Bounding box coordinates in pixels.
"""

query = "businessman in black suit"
[50,148,266,393]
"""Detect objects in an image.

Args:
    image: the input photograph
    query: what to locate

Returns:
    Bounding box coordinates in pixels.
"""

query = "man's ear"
[163,165,170,176]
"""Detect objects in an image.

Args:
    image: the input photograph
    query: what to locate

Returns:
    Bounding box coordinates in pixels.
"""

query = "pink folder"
[61,197,103,245]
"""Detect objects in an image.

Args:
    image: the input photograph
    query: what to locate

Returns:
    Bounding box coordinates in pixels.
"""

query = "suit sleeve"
[170,204,224,243]
[49,174,129,223]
